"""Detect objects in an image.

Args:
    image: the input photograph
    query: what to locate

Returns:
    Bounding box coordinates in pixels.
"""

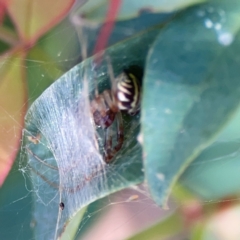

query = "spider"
[90,63,143,163]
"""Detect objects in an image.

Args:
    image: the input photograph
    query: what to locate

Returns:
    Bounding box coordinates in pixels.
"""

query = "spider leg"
[103,90,118,112]
[91,93,111,129]
[104,112,124,163]
[26,147,58,170]
[94,72,99,98]
[104,126,113,161]
[106,56,115,89]
[114,112,124,152]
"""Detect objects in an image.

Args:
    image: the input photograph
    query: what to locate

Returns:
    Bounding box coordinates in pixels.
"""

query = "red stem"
[93,0,122,65]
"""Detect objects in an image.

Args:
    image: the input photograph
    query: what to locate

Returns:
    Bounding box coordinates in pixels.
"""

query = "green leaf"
[26,46,63,103]
[104,12,175,52]
[181,107,240,199]
[72,10,175,59]
[60,207,87,240]
[39,18,81,71]
[6,0,75,44]
[0,156,33,240]
[127,211,183,240]
[190,222,205,240]
[78,0,204,23]
[23,26,161,239]
[142,0,240,207]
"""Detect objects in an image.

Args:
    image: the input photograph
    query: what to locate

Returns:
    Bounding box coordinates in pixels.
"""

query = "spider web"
[1,1,240,240]
[20,51,143,239]
[17,2,145,238]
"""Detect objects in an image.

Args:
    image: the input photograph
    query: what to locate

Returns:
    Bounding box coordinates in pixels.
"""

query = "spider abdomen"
[91,90,117,129]
[115,69,142,115]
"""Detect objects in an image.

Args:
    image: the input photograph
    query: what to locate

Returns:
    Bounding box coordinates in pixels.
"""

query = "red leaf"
[0,49,27,186]
[5,0,75,45]
[0,1,6,24]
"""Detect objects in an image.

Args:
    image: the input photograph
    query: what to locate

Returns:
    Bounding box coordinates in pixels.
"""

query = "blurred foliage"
[0,0,76,186]
[1,0,240,240]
